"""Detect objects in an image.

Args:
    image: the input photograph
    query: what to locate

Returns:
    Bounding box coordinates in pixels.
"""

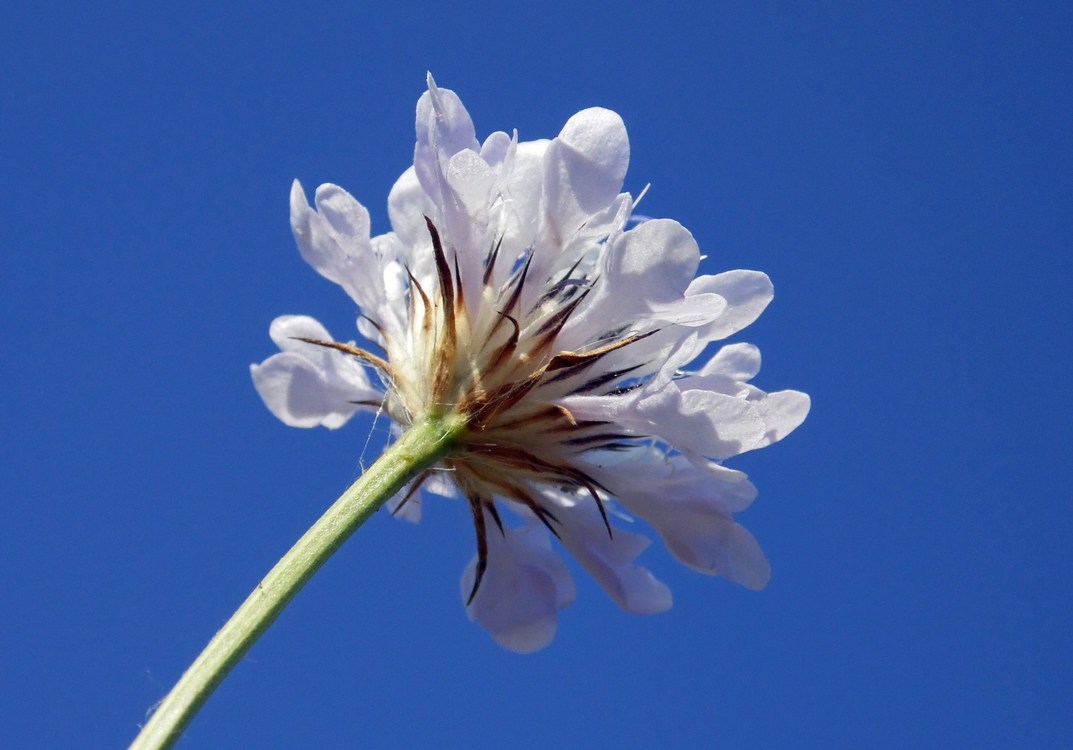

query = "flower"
[252,75,809,653]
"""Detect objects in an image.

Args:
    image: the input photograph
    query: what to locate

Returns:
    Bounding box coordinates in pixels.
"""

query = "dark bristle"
[499,253,533,316]
[483,236,504,287]
[571,469,614,538]
[485,312,520,373]
[486,501,505,536]
[290,337,392,378]
[466,494,489,606]
[391,472,429,516]
[452,251,466,314]
[534,288,589,338]
[425,216,455,314]
[404,265,434,333]
[561,432,636,446]
[575,364,644,394]
[424,217,458,398]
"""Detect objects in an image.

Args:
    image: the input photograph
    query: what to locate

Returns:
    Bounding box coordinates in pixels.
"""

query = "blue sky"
[3,2,1070,747]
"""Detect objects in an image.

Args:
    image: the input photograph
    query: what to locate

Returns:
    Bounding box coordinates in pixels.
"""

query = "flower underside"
[301,216,658,603]
[252,76,810,652]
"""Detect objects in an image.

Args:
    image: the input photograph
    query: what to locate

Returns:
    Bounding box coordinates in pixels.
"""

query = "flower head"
[252,75,809,653]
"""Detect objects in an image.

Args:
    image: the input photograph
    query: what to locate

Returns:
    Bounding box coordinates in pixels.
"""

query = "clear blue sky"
[3,2,1070,747]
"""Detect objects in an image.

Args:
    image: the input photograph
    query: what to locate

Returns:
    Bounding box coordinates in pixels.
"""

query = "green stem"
[130,414,465,750]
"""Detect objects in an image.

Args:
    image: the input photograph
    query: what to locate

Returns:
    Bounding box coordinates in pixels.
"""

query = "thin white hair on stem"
[357,390,390,475]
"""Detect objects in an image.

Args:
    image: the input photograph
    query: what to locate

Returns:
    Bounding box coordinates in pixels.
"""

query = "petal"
[660,511,771,590]
[479,130,513,166]
[565,335,769,459]
[462,524,575,654]
[500,139,548,240]
[610,219,700,302]
[752,389,811,449]
[644,387,765,460]
[544,107,629,237]
[445,149,496,211]
[442,149,497,305]
[565,352,767,461]
[548,494,672,615]
[251,352,356,429]
[251,316,382,429]
[414,74,480,204]
[586,450,759,514]
[387,166,436,252]
[291,181,405,339]
[571,219,721,334]
[480,137,550,293]
[687,270,774,342]
[703,342,762,381]
[290,181,370,294]
[588,453,770,590]
[268,314,332,351]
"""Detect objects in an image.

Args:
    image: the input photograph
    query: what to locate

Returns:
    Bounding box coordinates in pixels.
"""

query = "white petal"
[414,75,480,204]
[645,387,765,460]
[566,219,726,340]
[290,181,368,290]
[501,139,549,237]
[445,149,496,209]
[290,181,405,340]
[611,219,700,302]
[662,511,771,590]
[251,353,355,429]
[251,316,382,430]
[703,342,762,381]
[481,138,550,292]
[387,166,436,252]
[479,130,513,166]
[442,149,496,306]
[422,471,458,499]
[688,270,774,342]
[587,453,769,590]
[356,316,385,347]
[462,524,575,654]
[544,107,629,237]
[587,450,758,513]
[752,389,811,449]
[269,314,333,350]
[549,495,672,615]
[565,343,766,460]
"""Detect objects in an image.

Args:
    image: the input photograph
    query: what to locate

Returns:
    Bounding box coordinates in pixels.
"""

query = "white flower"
[252,75,809,653]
